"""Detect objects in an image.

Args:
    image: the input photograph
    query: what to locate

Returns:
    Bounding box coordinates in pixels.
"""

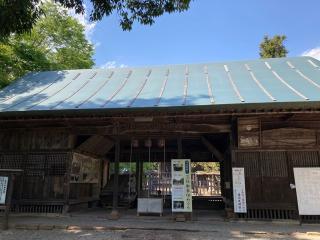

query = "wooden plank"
[262,128,317,148]
[75,135,114,157]
[238,118,260,149]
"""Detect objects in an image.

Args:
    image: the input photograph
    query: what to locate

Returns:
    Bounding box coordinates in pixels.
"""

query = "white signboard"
[171,159,192,212]
[0,176,8,204]
[294,168,320,215]
[232,168,247,213]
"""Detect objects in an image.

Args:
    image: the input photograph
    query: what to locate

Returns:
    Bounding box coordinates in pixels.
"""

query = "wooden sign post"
[0,170,22,230]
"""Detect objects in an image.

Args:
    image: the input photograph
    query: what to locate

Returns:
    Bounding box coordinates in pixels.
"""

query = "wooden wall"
[0,130,74,213]
[0,131,73,151]
[234,116,320,220]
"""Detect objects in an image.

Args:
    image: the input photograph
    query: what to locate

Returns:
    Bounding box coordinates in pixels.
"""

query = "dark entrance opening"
[100,133,230,213]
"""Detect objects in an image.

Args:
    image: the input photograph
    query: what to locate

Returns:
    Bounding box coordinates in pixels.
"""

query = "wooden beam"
[75,135,114,157]
[201,136,224,162]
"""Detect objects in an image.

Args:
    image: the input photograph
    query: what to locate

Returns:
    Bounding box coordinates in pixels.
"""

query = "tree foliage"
[259,35,288,58]
[0,0,191,37]
[0,2,94,88]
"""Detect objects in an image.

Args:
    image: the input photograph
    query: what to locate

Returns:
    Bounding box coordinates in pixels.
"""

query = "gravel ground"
[0,228,319,240]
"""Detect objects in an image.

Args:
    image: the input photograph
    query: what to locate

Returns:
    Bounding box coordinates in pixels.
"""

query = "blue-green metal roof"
[1,56,320,113]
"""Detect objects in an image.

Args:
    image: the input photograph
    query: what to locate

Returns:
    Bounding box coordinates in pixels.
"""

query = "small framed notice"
[232,168,247,213]
[0,176,9,204]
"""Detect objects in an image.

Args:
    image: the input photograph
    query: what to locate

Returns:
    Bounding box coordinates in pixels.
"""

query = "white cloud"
[67,5,96,42]
[100,61,128,69]
[302,47,320,60]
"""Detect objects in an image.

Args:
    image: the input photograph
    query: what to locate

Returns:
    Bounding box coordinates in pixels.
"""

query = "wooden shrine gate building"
[0,56,320,221]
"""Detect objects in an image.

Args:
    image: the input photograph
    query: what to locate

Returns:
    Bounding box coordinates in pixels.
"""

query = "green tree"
[0,0,191,38]
[0,2,94,88]
[259,35,288,58]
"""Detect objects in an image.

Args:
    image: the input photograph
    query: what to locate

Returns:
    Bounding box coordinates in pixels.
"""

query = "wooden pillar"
[139,159,143,194]
[110,138,120,219]
[63,152,72,214]
[135,157,140,197]
[177,137,183,158]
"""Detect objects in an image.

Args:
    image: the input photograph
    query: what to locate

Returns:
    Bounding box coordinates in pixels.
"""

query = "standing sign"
[171,159,192,212]
[232,168,247,213]
[294,168,320,215]
[0,176,8,204]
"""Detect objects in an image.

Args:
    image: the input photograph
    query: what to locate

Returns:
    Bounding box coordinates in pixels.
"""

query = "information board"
[232,168,247,213]
[171,159,192,212]
[0,176,8,204]
[294,168,320,215]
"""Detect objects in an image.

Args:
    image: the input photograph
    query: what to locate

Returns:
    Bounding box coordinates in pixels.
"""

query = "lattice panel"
[288,151,320,167]
[0,154,24,169]
[235,152,260,177]
[11,204,63,213]
[47,154,68,176]
[237,209,297,220]
[260,151,288,177]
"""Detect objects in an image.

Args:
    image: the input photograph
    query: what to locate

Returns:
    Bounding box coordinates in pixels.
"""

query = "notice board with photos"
[171,159,192,212]
[294,168,320,215]
[0,176,8,204]
[232,168,247,213]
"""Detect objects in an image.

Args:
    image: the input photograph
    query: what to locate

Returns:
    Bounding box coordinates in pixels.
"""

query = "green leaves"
[0,1,94,88]
[0,0,43,39]
[259,35,288,58]
[1,0,191,37]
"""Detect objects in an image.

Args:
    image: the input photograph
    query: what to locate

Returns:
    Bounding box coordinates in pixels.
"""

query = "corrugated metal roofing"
[1,56,320,113]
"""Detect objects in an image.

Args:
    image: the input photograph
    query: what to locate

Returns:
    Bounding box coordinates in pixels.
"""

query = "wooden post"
[138,158,143,195]
[135,157,140,198]
[110,138,120,220]
[177,137,183,159]
[63,153,72,214]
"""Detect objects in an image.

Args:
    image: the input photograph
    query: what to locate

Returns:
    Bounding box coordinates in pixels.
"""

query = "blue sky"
[76,0,320,68]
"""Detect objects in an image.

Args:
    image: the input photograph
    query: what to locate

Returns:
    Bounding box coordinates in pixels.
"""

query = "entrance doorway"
[100,134,230,213]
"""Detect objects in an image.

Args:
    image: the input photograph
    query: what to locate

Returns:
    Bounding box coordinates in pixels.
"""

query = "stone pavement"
[1,209,320,239]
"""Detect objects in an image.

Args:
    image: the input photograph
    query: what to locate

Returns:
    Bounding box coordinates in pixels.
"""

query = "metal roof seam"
[287,62,320,90]
[3,75,63,111]
[154,69,169,106]
[286,61,295,69]
[308,59,319,68]
[204,65,215,104]
[272,70,309,100]
[26,79,74,110]
[75,71,114,108]
[224,64,245,102]
[72,73,81,80]
[265,61,309,101]
[89,72,97,79]
[182,66,189,105]
[127,69,152,107]
[101,70,132,107]
[50,80,91,109]
[245,64,276,101]
[0,73,43,103]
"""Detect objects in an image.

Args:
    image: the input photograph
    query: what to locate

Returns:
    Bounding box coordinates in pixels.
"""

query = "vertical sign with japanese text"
[0,176,8,204]
[232,168,247,213]
[171,159,192,212]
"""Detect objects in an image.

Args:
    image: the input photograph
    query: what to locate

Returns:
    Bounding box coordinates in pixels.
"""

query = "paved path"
[1,210,320,239]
